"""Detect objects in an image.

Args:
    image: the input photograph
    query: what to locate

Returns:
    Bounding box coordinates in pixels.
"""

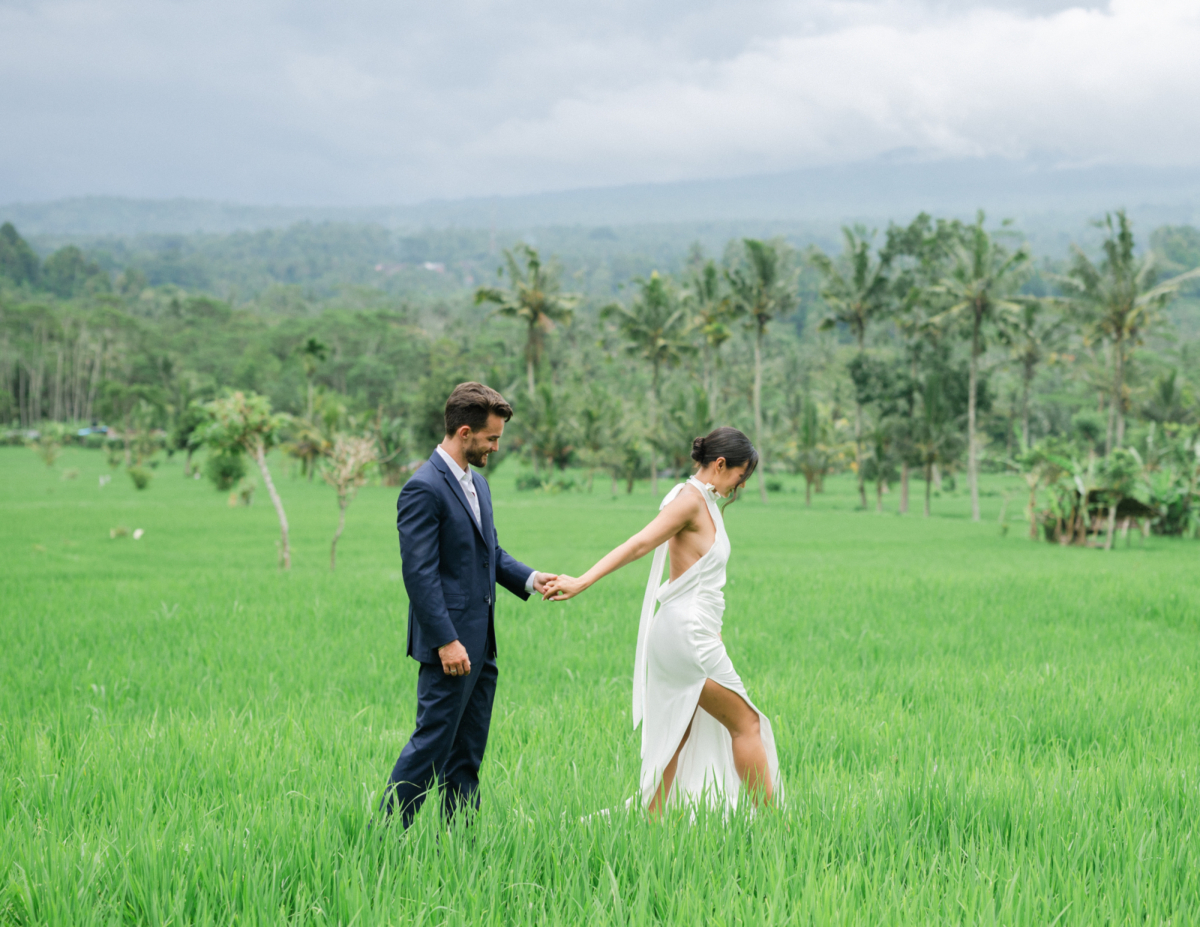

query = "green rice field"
[2,446,1199,925]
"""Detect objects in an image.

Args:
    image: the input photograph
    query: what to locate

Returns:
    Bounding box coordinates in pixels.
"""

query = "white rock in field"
[132,528,144,540]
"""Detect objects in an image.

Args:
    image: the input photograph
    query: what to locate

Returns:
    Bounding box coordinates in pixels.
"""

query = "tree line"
[3,210,1200,549]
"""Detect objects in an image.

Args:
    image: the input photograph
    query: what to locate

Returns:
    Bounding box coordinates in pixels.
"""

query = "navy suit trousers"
[381,654,498,827]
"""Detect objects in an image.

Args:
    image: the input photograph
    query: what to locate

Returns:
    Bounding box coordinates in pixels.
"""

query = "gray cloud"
[0,0,1192,205]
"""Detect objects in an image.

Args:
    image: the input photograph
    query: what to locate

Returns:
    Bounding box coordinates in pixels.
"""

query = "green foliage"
[2,211,1198,540]
[202,390,287,455]
[171,400,211,454]
[26,422,67,466]
[126,464,153,490]
[41,245,111,298]
[603,272,695,380]
[1150,223,1200,292]
[475,243,580,408]
[204,449,248,491]
[0,222,41,287]
[809,225,892,349]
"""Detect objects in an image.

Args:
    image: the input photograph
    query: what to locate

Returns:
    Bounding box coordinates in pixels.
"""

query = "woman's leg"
[697,678,773,804]
[647,717,693,817]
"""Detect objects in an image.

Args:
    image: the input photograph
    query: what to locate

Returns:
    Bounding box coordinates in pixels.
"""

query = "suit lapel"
[476,472,494,543]
[430,451,486,542]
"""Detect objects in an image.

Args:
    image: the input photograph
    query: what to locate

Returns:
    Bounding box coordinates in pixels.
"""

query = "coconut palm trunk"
[649,362,660,497]
[924,462,933,517]
[526,331,540,477]
[853,331,869,509]
[1112,333,1126,451]
[753,326,767,504]
[253,442,290,570]
[1019,357,1035,451]
[967,304,981,522]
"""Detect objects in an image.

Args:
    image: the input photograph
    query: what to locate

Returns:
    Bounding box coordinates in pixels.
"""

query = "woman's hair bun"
[690,426,758,476]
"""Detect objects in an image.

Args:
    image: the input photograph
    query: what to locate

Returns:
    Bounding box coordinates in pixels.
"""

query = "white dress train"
[632,477,783,811]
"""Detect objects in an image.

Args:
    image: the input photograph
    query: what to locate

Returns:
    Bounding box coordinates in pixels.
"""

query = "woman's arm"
[543,489,700,601]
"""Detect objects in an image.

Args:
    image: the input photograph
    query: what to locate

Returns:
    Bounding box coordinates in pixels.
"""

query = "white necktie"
[461,471,481,526]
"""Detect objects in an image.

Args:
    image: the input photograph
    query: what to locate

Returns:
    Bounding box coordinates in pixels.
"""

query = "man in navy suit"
[381,382,553,827]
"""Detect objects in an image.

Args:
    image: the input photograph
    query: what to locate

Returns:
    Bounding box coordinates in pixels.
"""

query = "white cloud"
[473,0,1200,186]
[0,0,1196,204]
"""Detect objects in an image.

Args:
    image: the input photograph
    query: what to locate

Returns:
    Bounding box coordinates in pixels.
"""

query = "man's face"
[464,414,506,467]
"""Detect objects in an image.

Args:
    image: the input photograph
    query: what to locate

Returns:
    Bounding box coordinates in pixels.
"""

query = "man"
[381,382,554,827]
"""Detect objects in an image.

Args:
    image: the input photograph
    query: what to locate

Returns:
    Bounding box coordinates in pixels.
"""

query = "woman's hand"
[542,575,586,602]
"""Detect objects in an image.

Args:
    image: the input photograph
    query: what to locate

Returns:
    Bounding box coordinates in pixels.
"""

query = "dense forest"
[3,209,1200,543]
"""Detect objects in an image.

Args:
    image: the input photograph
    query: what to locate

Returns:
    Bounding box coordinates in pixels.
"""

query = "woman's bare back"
[666,483,717,581]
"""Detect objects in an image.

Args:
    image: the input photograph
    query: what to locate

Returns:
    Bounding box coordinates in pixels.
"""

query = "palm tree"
[1142,369,1194,424]
[997,298,1067,450]
[1061,211,1200,453]
[927,212,1030,522]
[475,244,580,404]
[911,371,965,519]
[885,212,960,514]
[299,336,328,422]
[603,272,695,496]
[727,239,798,503]
[657,386,714,475]
[685,259,732,413]
[809,227,892,508]
[791,399,841,506]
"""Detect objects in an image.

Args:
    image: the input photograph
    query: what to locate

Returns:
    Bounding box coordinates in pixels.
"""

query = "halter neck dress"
[632,477,783,810]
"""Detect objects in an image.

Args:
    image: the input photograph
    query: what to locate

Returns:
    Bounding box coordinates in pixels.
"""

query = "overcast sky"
[1,0,1198,206]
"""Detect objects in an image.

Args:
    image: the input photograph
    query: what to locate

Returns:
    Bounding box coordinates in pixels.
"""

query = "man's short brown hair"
[444,382,513,435]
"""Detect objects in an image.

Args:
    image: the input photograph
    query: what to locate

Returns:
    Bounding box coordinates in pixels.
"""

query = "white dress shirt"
[436,445,539,593]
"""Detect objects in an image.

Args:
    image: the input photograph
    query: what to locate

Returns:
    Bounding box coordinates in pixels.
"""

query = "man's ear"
[455,425,472,442]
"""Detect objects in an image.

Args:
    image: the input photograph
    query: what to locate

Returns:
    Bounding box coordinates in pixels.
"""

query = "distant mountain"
[4,157,1200,256]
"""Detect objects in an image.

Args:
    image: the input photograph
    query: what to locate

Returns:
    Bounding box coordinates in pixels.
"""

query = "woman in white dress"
[543,427,780,814]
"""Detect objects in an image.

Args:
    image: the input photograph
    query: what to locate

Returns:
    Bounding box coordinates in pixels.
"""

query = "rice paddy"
[2,446,1198,925]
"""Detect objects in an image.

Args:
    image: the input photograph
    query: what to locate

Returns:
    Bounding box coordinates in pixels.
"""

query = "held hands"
[530,572,557,595]
[438,639,471,677]
[542,575,586,602]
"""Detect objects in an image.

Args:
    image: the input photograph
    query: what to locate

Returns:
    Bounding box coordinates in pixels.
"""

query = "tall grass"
[2,448,1198,925]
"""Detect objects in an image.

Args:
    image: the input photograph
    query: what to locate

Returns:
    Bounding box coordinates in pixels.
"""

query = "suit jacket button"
[485,595,492,605]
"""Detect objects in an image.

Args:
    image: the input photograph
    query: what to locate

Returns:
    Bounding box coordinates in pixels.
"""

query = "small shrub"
[205,450,247,491]
[516,473,578,493]
[105,438,124,469]
[515,473,542,492]
[127,466,152,490]
[84,433,106,450]
[110,525,129,538]
[766,478,784,493]
[28,426,65,467]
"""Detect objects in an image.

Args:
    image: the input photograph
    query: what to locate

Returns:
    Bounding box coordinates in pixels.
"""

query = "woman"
[543,427,781,814]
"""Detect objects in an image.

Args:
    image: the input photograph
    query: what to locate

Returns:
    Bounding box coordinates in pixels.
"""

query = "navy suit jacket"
[398,451,532,664]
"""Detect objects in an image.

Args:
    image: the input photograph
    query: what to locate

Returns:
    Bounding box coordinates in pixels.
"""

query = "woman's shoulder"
[661,480,705,514]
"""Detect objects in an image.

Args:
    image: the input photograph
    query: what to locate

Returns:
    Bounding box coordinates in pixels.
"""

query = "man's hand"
[438,640,471,677]
[531,572,557,596]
